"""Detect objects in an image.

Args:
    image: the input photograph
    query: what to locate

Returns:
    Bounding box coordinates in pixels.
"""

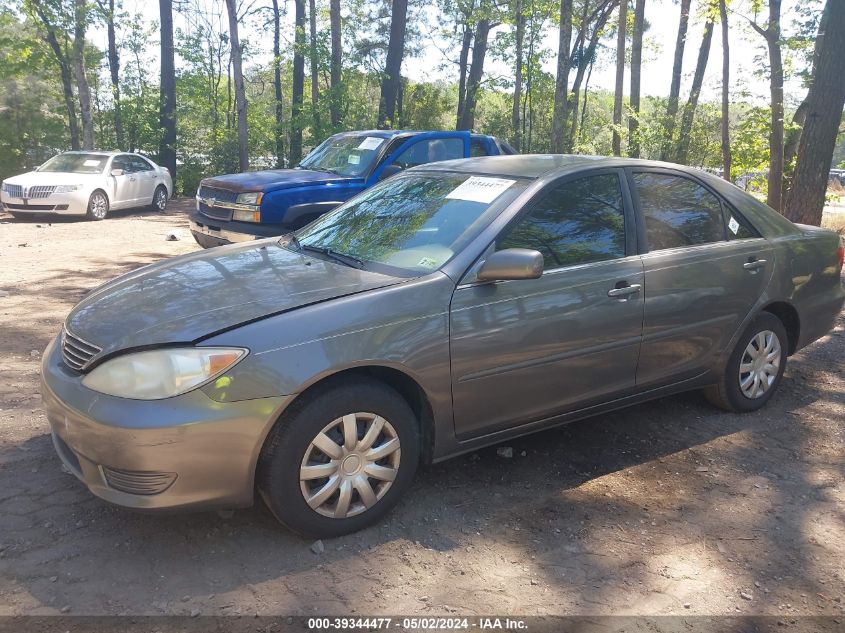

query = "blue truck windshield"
[298,135,387,177]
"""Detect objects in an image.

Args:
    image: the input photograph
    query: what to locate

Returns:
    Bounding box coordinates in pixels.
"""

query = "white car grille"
[3,183,23,198]
[1,184,56,199]
[27,186,57,199]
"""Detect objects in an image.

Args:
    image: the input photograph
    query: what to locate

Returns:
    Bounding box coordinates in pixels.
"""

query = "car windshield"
[39,153,108,174]
[292,172,528,275]
[298,134,388,177]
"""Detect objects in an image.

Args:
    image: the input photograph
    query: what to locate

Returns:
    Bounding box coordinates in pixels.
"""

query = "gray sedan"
[41,155,845,537]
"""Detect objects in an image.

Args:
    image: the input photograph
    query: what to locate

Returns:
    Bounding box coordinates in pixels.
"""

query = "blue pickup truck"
[189,129,515,247]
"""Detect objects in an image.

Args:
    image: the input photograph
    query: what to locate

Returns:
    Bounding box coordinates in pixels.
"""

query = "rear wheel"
[86,190,109,221]
[704,312,788,412]
[257,378,419,537]
[152,185,168,212]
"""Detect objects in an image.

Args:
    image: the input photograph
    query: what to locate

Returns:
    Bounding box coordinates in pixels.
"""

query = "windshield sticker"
[357,137,384,151]
[83,159,102,167]
[347,154,361,165]
[417,256,438,269]
[728,216,740,235]
[445,176,516,204]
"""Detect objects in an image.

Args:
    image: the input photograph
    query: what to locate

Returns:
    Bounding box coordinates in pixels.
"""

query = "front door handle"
[608,283,642,298]
[743,259,767,271]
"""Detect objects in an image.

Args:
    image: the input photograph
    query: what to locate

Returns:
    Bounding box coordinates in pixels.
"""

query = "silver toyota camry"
[41,155,845,537]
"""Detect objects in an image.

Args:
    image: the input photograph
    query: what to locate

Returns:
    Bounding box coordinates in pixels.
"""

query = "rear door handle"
[608,283,642,298]
[743,259,767,270]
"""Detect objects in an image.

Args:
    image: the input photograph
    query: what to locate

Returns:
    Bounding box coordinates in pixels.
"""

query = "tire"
[86,190,109,221]
[704,312,788,412]
[151,185,168,212]
[257,377,420,538]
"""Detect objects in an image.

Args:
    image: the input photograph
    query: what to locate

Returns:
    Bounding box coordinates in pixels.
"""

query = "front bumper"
[189,210,289,247]
[1,190,89,215]
[40,336,290,511]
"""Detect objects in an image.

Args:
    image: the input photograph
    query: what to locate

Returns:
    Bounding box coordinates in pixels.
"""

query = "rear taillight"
[837,242,844,270]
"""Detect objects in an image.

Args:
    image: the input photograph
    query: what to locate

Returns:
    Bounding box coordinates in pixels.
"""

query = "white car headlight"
[55,185,83,193]
[82,347,248,400]
[236,192,263,205]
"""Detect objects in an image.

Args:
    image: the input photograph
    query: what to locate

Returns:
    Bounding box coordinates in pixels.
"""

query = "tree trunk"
[225,0,249,172]
[628,0,645,158]
[719,0,731,181]
[455,20,473,127]
[99,0,124,150]
[511,0,525,151]
[661,0,691,160]
[764,0,784,212]
[74,0,94,150]
[551,0,572,153]
[378,0,408,128]
[309,0,320,131]
[272,0,285,167]
[567,0,617,150]
[329,0,342,127]
[784,0,845,226]
[290,0,306,164]
[158,0,177,178]
[39,21,80,150]
[612,0,627,156]
[675,16,714,165]
[456,18,490,131]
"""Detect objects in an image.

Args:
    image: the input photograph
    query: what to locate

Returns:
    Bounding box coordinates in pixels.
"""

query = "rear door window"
[393,138,464,168]
[632,172,726,251]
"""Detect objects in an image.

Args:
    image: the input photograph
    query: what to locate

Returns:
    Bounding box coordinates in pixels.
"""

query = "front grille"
[28,186,56,199]
[61,328,102,371]
[198,185,238,203]
[4,184,22,198]
[198,201,233,221]
[102,467,177,495]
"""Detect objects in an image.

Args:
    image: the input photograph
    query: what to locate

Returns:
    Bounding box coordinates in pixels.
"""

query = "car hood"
[201,168,356,194]
[4,171,104,186]
[65,241,405,357]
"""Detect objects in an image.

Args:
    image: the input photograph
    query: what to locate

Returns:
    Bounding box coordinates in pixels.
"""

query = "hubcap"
[156,190,167,210]
[299,412,401,519]
[91,194,107,218]
[739,330,781,399]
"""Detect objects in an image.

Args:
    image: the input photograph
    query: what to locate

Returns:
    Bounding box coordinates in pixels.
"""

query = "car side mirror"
[477,248,544,282]
[111,169,124,177]
[379,164,403,181]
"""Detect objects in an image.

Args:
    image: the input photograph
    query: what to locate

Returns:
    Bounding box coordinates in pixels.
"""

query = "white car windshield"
[39,153,108,174]
[293,172,528,275]
[298,134,387,177]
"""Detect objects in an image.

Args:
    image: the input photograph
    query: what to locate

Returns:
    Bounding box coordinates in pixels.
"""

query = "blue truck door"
[368,131,471,184]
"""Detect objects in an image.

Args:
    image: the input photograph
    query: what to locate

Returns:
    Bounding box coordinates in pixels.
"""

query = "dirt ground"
[0,201,843,623]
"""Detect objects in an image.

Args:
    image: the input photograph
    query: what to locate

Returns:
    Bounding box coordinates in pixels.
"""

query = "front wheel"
[257,378,419,537]
[704,312,788,412]
[86,190,109,221]
[152,185,168,212]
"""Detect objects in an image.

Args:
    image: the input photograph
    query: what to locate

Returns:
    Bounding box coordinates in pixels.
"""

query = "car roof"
[331,130,500,141]
[412,154,727,179]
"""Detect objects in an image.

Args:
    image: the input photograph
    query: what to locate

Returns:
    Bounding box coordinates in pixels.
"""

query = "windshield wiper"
[300,244,365,269]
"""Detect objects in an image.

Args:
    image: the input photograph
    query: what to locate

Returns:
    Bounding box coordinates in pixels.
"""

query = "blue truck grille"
[198,202,233,222]
[198,185,239,203]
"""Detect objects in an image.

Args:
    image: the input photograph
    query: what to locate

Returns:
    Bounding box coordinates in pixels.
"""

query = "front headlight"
[232,209,261,222]
[82,347,248,400]
[55,185,83,193]
[236,192,263,205]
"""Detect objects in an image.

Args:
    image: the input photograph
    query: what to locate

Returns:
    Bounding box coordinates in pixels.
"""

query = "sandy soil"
[0,201,843,623]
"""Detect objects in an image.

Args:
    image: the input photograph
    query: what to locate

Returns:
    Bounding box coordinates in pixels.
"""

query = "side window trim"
[625,167,732,253]
[491,167,633,270]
